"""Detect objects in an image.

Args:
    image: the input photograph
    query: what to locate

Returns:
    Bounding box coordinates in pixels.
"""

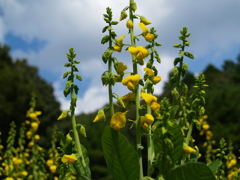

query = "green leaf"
[64,63,71,67]
[102,26,108,33]
[165,162,216,180]
[111,21,118,25]
[63,88,70,97]
[208,160,222,173]
[153,120,183,175]
[174,57,181,66]
[102,126,140,180]
[57,131,66,147]
[184,52,194,59]
[66,81,73,89]
[75,74,82,81]
[73,84,79,95]
[101,35,110,44]
[173,44,182,48]
[63,71,71,79]
[76,144,91,177]
[179,50,184,57]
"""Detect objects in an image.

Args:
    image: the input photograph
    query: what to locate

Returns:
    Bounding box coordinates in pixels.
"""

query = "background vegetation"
[0,43,239,179]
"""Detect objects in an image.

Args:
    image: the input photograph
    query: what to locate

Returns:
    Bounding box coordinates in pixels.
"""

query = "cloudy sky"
[1,0,240,114]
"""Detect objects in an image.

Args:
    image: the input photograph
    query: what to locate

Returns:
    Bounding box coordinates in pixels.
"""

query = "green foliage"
[0,44,61,147]
[165,162,216,180]
[102,126,139,180]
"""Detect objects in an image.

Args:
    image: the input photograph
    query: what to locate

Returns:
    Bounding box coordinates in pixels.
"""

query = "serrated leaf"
[102,126,140,180]
[63,71,71,79]
[166,162,216,180]
[75,74,82,81]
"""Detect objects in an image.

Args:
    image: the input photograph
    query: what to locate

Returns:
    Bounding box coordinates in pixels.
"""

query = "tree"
[0,44,61,147]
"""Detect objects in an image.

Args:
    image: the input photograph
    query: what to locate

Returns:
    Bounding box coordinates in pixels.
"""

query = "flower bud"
[93,109,106,122]
[126,19,133,28]
[140,16,152,25]
[120,10,127,21]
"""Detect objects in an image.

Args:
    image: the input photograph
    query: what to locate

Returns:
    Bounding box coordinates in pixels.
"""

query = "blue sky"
[1,0,240,114]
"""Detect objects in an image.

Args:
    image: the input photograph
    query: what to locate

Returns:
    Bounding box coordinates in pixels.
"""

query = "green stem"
[108,27,114,117]
[177,45,185,89]
[147,104,153,176]
[129,2,143,179]
[70,69,89,177]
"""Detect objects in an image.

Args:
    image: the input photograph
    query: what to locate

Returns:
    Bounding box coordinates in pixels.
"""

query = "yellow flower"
[50,165,57,173]
[121,93,135,109]
[139,23,155,41]
[46,159,54,167]
[128,46,150,64]
[34,134,40,141]
[93,109,106,122]
[141,114,154,130]
[5,178,14,180]
[202,124,210,130]
[0,145,3,150]
[27,110,42,121]
[113,34,126,52]
[126,19,133,28]
[26,131,32,139]
[28,142,34,148]
[139,23,148,36]
[141,93,160,110]
[150,102,161,110]
[145,33,155,41]
[22,171,28,177]
[110,111,129,131]
[31,122,39,131]
[183,143,196,154]
[122,74,141,90]
[114,61,128,74]
[144,68,161,84]
[61,154,77,164]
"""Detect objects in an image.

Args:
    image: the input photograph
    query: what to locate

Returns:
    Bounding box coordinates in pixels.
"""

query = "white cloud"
[1,0,240,113]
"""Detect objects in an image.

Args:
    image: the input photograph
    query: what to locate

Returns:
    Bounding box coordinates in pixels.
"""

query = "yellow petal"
[183,143,196,154]
[139,23,148,35]
[141,92,157,105]
[151,102,161,110]
[144,33,155,41]
[110,111,129,131]
[144,67,154,76]
[150,76,161,84]
[128,46,139,56]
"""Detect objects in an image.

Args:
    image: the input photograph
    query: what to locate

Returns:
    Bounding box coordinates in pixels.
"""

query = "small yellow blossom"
[26,131,32,139]
[61,154,77,164]
[115,61,128,74]
[28,142,34,148]
[122,74,141,90]
[121,93,135,109]
[128,46,150,64]
[113,34,126,52]
[93,109,106,122]
[139,23,148,36]
[34,134,40,141]
[22,171,28,177]
[141,93,160,110]
[0,145,3,150]
[126,19,133,29]
[5,177,14,180]
[141,114,154,130]
[110,111,129,131]
[27,110,42,121]
[46,159,54,167]
[202,124,210,130]
[31,122,39,131]
[183,143,196,154]
[50,165,57,173]
[144,68,161,84]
